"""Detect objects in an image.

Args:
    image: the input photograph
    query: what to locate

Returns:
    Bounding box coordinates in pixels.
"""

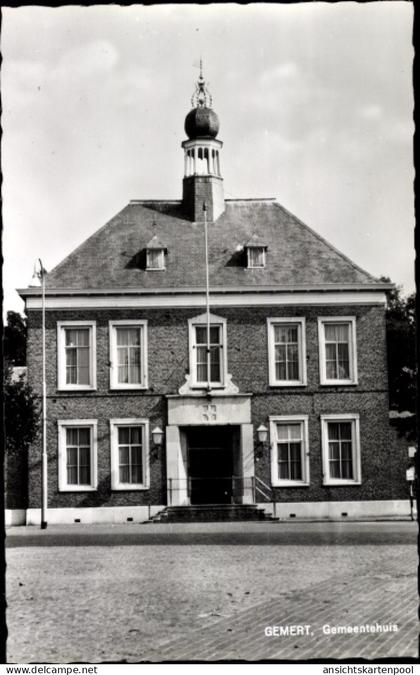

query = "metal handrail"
[255,475,272,492]
[255,485,271,501]
[254,476,278,518]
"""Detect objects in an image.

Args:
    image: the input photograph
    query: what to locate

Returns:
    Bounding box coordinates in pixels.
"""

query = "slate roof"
[145,235,167,250]
[24,199,385,294]
[244,233,268,248]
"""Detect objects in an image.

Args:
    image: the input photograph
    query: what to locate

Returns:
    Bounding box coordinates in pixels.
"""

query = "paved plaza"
[5,521,418,663]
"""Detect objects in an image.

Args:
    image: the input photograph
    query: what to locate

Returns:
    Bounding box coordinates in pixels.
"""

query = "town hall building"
[15,67,407,525]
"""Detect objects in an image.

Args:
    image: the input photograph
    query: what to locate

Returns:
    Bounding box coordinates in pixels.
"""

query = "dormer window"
[245,234,267,269]
[146,249,165,270]
[247,247,265,268]
[146,236,167,270]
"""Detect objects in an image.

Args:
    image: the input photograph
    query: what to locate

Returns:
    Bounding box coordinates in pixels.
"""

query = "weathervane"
[191,58,213,109]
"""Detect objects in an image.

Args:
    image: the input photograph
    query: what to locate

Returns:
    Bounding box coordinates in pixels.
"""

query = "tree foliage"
[4,310,27,368]
[381,276,416,413]
[3,312,40,453]
[4,369,40,454]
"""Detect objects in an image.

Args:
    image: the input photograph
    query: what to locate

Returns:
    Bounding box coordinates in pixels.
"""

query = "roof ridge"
[127,198,278,203]
[129,199,181,204]
[272,201,377,283]
[225,198,277,202]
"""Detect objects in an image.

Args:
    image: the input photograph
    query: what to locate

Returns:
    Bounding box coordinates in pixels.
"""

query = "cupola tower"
[182,63,225,222]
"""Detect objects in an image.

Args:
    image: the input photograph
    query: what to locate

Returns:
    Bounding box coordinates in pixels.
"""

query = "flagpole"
[30,259,48,529]
[40,260,48,529]
[203,202,211,392]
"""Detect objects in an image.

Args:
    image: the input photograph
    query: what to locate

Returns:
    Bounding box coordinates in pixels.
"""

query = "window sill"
[59,486,97,492]
[272,481,310,488]
[110,385,148,391]
[111,485,149,491]
[269,382,307,388]
[57,386,97,392]
[323,480,361,486]
[320,381,358,387]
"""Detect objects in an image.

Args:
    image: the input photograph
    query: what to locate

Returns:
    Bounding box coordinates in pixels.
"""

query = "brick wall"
[26,304,388,396]
[182,175,224,222]
[25,302,395,508]
[253,392,392,502]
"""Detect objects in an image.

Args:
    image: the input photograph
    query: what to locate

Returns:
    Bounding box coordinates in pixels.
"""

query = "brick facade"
[24,302,402,510]
[14,69,401,522]
[182,175,224,222]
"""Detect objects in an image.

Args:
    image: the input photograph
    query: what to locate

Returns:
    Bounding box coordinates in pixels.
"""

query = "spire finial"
[191,59,213,109]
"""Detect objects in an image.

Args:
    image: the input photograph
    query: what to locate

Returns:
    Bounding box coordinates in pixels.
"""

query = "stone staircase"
[149,504,278,523]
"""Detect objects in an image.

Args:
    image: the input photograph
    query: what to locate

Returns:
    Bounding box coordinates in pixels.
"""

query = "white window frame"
[58,419,98,492]
[269,415,310,487]
[188,312,228,389]
[247,247,266,269]
[146,249,165,270]
[321,413,361,486]
[57,321,96,391]
[110,418,150,491]
[318,316,358,385]
[109,320,148,390]
[267,318,307,386]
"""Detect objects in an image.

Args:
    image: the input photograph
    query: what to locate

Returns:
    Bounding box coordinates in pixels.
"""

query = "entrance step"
[149,504,279,523]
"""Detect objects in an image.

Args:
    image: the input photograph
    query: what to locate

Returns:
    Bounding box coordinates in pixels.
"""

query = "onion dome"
[184,60,220,139]
[185,107,219,139]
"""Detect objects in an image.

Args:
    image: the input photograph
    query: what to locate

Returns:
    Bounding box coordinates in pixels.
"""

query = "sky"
[1,3,414,314]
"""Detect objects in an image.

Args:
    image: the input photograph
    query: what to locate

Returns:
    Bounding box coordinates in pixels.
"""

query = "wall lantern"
[152,426,164,447]
[257,424,268,444]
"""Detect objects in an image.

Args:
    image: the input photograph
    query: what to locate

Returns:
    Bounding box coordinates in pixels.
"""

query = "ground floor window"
[321,414,361,485]
[110,419,150,490]
[58,420,98,491]
[269,415,310,486]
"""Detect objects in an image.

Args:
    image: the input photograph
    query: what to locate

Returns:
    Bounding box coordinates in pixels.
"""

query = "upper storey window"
[188,312,227,388]
[318,317,358,385]
[267,318,307,386]
[146,236,166,270]
[57,321,96,391]
[195,325,223,383]
[244,234,267,269]
[109,320,148,390]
